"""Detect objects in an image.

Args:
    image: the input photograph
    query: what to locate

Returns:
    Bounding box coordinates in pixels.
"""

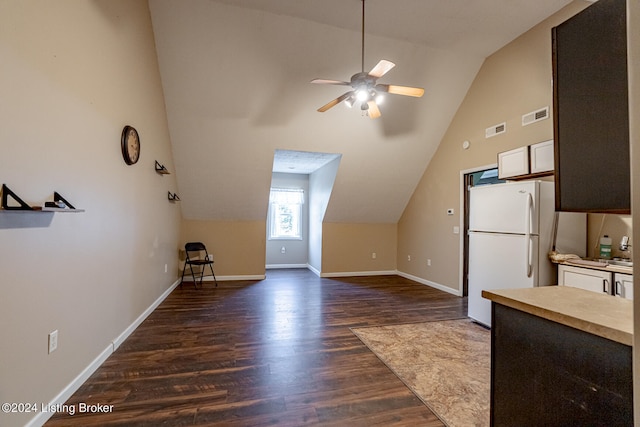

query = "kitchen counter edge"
[558,259,633,274]
[482,286,633,346]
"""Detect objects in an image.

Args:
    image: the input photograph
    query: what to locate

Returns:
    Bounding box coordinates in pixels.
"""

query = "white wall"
[0,2,180,426]
[308,157,341,274]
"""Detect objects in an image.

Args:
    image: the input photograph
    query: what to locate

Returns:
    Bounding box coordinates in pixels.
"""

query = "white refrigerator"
[467,181,586,327]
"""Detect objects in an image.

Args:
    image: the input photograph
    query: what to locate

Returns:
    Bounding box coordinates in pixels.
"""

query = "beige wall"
[0,2,180,426]
[181,220,266,278]
[587,214,633,259]
[322,223,397,274]
[179,219,397,278]
[397,2,590,293]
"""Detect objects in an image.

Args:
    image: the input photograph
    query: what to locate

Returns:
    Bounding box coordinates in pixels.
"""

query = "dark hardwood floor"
[46,269,467,426]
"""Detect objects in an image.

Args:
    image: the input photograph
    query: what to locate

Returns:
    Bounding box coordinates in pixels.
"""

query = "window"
[268,188,304,240]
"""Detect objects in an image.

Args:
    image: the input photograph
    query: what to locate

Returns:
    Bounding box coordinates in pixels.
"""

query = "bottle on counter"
[599,235,612,259]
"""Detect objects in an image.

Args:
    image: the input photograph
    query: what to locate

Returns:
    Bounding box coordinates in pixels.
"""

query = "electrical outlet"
[427,259,432,266]
[372,252,377,259]
[407,255,411,261]
[164,263,168,273]
[281,246,286,254]
[48,330,58,354]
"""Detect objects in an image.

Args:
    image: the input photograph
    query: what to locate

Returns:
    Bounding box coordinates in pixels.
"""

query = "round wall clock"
[121,125,140,165]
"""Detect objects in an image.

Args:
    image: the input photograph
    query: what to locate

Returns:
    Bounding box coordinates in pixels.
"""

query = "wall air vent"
[485,122,506,139]
[522,106,549,126]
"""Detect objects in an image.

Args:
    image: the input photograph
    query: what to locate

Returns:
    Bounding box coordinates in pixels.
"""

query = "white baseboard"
[112,278,181,350]
[320,270,397,278]
[180,274,266,283]
[265,264,308,269]
[26,343,114,427]
[307,264,321,276]
[26,278,182,427]
[218,275,266,281]
[397,271,461,296]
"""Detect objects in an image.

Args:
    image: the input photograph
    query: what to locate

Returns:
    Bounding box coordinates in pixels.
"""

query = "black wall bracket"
[1,184,33,210]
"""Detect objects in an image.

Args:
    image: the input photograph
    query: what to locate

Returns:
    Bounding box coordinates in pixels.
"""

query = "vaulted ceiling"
[149,0,574,223]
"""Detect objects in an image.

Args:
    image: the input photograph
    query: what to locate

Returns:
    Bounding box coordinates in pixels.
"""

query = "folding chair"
[180,242,218,288]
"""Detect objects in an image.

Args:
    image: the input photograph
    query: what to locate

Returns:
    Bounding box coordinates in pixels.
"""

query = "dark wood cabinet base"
[490,303,632,426]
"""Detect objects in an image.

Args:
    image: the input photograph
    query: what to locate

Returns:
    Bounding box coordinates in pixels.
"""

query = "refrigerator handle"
[524,193,533,277]
[525,193,533,277]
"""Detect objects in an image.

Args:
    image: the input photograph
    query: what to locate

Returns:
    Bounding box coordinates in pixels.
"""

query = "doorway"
[461,167,504,296]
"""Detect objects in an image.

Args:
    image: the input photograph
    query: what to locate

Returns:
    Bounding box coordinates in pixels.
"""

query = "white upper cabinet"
[498,140,555,180]
[530,140,554,174]
[498,146,529,179]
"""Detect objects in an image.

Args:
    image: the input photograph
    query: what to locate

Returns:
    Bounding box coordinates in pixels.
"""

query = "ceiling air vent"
[485,122,506,139]
[522,106,549,126]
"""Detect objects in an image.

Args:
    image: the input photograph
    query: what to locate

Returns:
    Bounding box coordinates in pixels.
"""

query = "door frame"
[459,163,497,296]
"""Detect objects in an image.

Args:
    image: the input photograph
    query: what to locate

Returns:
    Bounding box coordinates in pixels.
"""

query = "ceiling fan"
[311,0,424,119]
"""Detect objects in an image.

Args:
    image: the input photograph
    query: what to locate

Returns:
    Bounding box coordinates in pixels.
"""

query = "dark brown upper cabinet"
[552,0,629,214]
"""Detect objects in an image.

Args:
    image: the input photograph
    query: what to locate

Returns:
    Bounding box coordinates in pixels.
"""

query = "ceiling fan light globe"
[344,95,356,108]
[356,88,369,102]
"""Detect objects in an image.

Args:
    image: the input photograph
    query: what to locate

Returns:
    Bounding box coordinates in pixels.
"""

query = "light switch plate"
[48,330,58,354]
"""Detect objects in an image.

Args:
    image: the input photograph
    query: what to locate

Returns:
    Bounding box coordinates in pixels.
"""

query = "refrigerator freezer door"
[468,232,539,327]
[469,181,539,235]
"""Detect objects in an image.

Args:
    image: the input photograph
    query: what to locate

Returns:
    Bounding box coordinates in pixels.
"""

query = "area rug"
[351,319,490,427]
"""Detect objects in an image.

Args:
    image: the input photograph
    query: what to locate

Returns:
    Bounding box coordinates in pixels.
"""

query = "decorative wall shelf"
[1,184,84,213]
[155,161,171,175]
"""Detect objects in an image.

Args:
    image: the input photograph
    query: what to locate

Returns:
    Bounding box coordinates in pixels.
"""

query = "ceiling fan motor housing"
[350,72,378,104]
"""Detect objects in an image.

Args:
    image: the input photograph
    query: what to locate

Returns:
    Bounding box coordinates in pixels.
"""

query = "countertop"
[558,258,633,275]
[482,286,633,346]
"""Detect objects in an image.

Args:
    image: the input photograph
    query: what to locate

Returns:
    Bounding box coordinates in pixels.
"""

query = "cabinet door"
[614,273,633,300]
[530,140,554,174]
[498,146,529,179]
[558,265,612,295]
[552,0,629,213]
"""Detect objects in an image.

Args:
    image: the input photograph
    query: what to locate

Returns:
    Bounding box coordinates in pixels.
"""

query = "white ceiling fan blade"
[367,100,381,119]
[317,91,354,112]
[368,60,395,78]
[376,84,424,98]
[311,78,350,86]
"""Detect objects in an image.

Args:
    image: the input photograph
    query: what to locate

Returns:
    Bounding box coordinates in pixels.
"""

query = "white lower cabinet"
[614,273,633,300]
[558,265,612,294]
[558,265,633,300]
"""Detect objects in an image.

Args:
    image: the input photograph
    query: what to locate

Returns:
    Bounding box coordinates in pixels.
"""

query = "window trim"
[268,188,304,241]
